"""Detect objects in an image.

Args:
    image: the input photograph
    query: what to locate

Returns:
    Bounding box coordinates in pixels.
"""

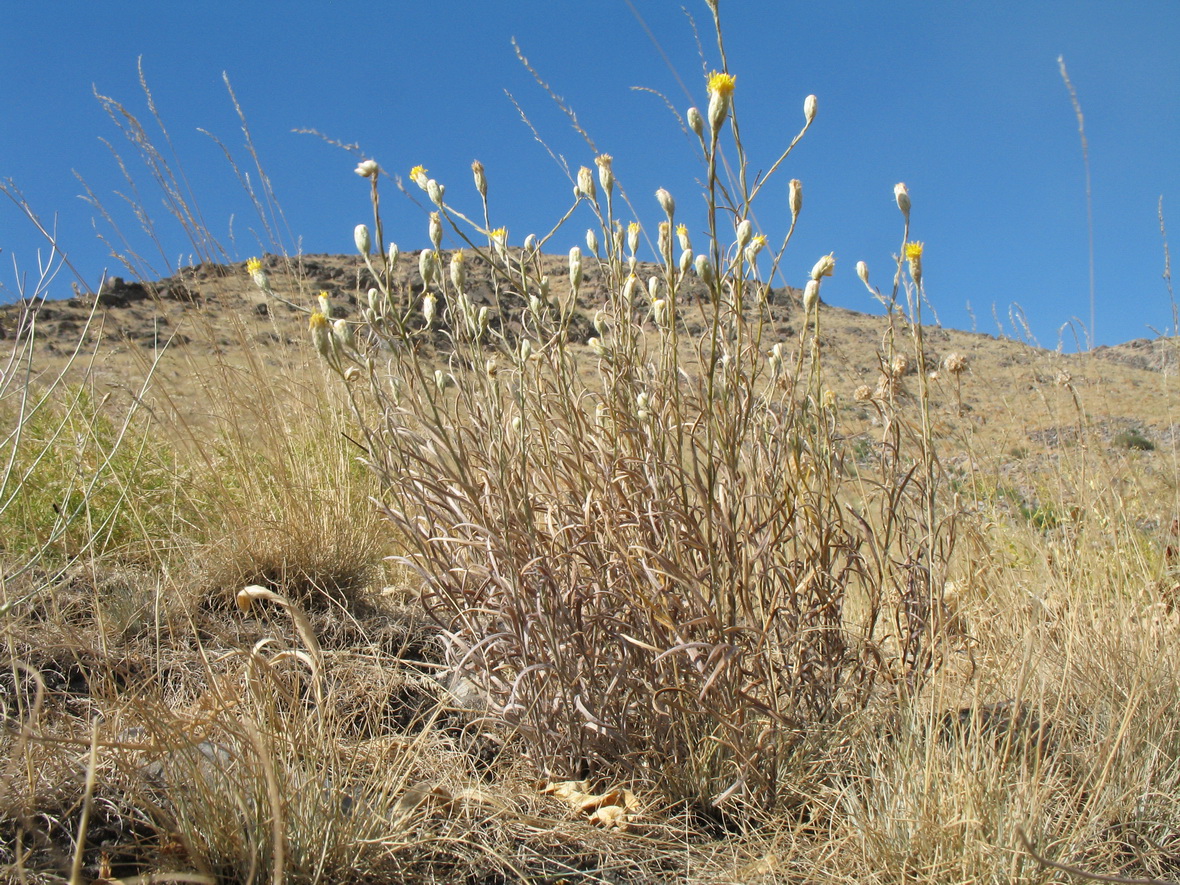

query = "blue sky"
[2,1,1177,348]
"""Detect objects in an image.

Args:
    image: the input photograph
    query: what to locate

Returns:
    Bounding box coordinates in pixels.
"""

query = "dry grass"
[4,5,1180,882]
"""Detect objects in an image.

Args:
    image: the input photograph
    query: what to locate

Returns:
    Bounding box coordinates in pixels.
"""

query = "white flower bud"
[595,154,614,195]
[694,254,715,285]
[569,246,583,292]
[735,219,753,249]
[529,294,544,318]
[856,260,870,286]
[332,318,354,351]
[687,106,705,139]
[789,179,803,222]
[419,250,437,285]
[354,224,371,255]
[588,337,606,357]
[810,252,835,281]
[802,279,820,314]
[423,292,437,327]
[355,159,380,178]
[309,312,332,361]
[622,273,638,305]
[434,369,448,392]
[658,221,672,261]
[476,306,489,338]
[651,297,668,328]
[519,338,533,362]
[894,182,911,217]
[523,233,538,255]
[679,249,693,275]
[472,160,487,198]
[804,94,818,125]
[429,211,443,250]
[648,276,662,302]
[426,178,445,205]
[450,250,466,291]
[388,242,400,266]
[627,222,640,256]
[655,188,675,219]
[367,288,381,314]
[586,229,599,256]
[577,166,597,201]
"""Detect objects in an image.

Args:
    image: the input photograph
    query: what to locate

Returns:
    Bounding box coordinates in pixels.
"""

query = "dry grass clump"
[306,19,955,817]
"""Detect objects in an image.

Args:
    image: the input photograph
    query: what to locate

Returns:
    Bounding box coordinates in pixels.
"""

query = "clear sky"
[2,1,1177,348]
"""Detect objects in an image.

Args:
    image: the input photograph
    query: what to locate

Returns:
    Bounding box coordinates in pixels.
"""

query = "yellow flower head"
[905,241,924,260]
[309,311,329,330]
[752,234,768,248]
[628,221,641,235]
[489,226,508,242]
[410,164,428,181]
[676,223,688,237]
[246,257,262,275]
[707,71,736,97]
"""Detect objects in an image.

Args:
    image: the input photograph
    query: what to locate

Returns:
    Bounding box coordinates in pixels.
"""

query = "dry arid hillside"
[4,252,1180,883]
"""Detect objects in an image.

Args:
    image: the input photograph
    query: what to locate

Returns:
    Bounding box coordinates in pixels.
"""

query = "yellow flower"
[905,241,924,260]
[309,311,329,330]
[707,71,736,97]
[246,257,262,275]
[410,165,429,189]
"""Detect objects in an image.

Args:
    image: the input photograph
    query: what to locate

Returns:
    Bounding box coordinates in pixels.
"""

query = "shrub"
[273,23,957,813]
